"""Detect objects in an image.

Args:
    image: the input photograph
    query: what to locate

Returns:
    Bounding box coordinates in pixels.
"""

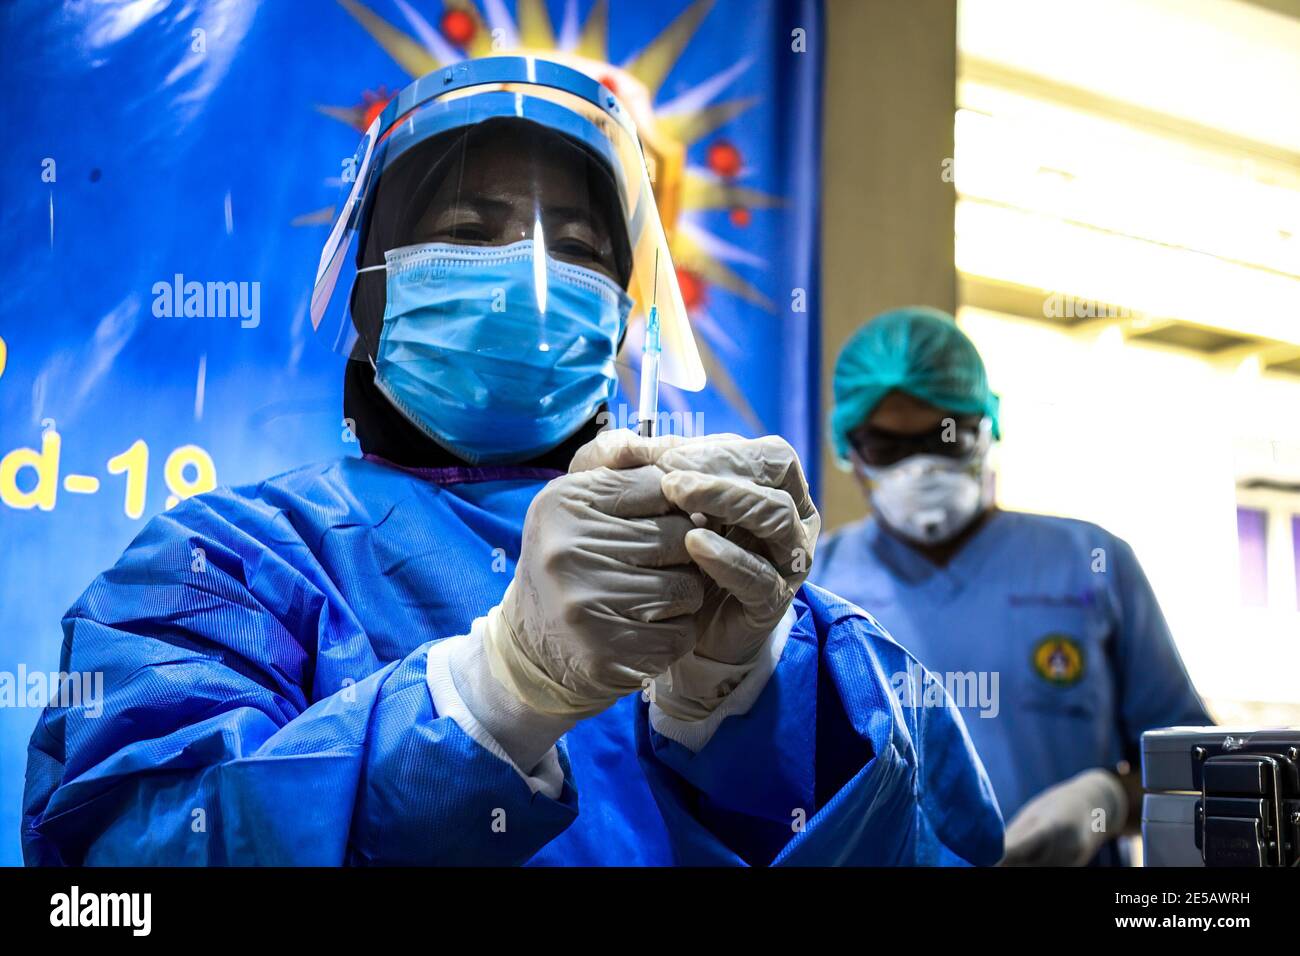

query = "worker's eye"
[430,221,490,243]
[548,225,618,280]
[421,203,497,244]
[550,236,601,259]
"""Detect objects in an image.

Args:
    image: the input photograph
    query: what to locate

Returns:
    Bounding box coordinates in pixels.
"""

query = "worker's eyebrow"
[543,204,598,222]
[436,196,601,225]
[436,195,512,214]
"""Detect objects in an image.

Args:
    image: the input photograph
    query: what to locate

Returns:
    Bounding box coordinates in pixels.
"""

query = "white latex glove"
[1001,768,1128,866]
[482,463,705,720]
[572,432,820,720]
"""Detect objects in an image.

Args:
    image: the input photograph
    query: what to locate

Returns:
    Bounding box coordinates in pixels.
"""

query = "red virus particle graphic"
[706,140,742,179]
[358,87,395,131]
[441,9,476,47]
[676,268,705,310]
[729,206,752,228]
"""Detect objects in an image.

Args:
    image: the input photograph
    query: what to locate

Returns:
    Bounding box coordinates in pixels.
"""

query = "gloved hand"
[482,462,705,721]
[1000,768,1128,866]
[655,435,820,718]
[572,431,820,720]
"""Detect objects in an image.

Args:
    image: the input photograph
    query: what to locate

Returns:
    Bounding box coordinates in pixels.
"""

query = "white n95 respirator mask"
[859,452,992,546]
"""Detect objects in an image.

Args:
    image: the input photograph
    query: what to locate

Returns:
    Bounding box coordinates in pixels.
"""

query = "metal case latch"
[1195,753,1295,866]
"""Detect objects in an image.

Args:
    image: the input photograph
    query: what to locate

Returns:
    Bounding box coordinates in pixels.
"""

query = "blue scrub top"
[811,510,1209,843]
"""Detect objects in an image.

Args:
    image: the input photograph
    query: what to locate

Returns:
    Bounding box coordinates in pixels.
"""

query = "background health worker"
[22,60,1002,867]
[812,306,1211,866]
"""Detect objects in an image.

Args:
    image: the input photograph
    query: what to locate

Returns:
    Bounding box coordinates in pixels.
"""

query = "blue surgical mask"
[370,240,632,465]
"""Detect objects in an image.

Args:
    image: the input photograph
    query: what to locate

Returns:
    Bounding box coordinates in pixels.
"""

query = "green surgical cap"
[829,306,1001,464]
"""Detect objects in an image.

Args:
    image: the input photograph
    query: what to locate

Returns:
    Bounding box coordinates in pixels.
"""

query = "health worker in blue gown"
[23,59,1003,867]
[812,306,1211,866]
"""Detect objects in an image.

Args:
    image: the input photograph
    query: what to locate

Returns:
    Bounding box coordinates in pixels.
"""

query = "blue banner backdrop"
[0,0,822,864]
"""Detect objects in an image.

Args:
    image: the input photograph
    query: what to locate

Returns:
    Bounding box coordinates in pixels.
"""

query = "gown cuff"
[426,625,570,800]
[648,606,795,753]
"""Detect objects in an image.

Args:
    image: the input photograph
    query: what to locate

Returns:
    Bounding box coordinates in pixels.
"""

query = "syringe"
[637,253,662,438]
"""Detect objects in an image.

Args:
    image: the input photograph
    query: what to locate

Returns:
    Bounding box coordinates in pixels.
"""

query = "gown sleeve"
[636,585,1005,866]
[21,488,578,866]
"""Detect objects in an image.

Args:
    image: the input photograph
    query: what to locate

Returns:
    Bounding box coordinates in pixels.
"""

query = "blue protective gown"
[23,456,1003,866]
[812,511,1210,864]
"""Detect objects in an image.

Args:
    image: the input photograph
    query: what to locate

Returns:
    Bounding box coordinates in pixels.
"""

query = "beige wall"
[819,0,958,529]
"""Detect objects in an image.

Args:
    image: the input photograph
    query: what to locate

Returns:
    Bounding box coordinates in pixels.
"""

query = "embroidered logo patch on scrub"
[1032,635,1084,686]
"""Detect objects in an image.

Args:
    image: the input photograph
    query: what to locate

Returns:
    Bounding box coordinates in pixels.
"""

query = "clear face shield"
[310,58,704,462]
